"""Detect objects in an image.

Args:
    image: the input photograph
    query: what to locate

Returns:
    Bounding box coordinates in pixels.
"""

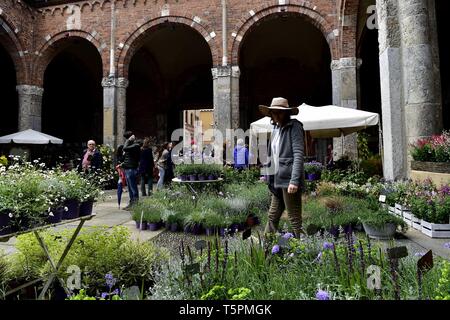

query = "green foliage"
[435,261,450,300]
[200,285,252,300]
[359,207,407,230]
[175,164,223,177]
[150,233,444,300]
[222,166,260,185]
[7,226,169,295]
[357,132,372,160]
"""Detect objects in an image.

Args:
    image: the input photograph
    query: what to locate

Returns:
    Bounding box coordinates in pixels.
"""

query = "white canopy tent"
[250,103,380,138]
[0,129,63,144]
[249,103,381,162]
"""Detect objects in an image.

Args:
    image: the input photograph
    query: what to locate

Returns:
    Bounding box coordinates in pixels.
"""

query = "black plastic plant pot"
[62,199,80,220]
[198,175,207,181]
[140,221,148,231]
[189,174,198,181]
[47,207,64,224]
[0,212,12,236]
[148,222,160,231]
[170,223,178,232]
[179,175,188,181]
[208,175,217,181]
[135,221,141,229]
[192,224,203,235]
[79,200,94,216]
[205,227,216,236]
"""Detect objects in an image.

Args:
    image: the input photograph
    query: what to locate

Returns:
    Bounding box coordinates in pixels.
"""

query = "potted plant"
[78,177,101,217]
[145,208,162,231]
[304,161,324,181]
[203,209,222,236]
[418,190,450,238]
[183,210,205,234]
[360,208,407,240]
[410,131,450,185]
[174,164,189,181]
[59,171,84,220]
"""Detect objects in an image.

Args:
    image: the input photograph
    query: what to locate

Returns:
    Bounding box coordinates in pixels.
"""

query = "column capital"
[102,76,129,88]
[116,77,129,88]
[211,65,240,79]
[16,85,44,96]
[102,75,116,88]
[330,58,362,70]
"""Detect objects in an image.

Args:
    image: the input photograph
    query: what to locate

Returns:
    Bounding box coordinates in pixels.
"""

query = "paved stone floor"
[1,190,449,261]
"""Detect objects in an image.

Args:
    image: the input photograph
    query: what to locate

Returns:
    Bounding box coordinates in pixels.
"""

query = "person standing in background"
[122,131,141,209]
[139,137,154,196]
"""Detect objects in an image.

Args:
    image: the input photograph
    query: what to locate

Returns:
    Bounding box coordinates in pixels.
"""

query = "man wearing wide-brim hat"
[259,97,305,238]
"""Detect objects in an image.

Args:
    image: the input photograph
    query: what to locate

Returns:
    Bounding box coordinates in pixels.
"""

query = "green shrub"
[359,207,407,230]
[8,226,169,296]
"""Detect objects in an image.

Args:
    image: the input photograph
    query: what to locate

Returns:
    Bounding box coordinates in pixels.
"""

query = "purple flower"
[443,242,450,249]
[105,273,116,289]
[323,242,334,250]
[271,245,280,254]
[112,289,119,295]
[283,232,294,240]
[316,290,330,300]
[101,292,108,299]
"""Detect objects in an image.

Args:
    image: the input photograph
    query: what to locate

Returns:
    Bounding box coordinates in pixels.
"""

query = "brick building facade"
[0,0,448,179]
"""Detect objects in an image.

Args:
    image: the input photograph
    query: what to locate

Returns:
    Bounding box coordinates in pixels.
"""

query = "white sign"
[379,195,386,203]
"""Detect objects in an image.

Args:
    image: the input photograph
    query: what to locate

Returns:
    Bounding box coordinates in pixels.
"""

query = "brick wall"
[0,0,361,85]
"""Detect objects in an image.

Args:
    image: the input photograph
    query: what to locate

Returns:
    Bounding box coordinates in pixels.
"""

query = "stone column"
[212,65,240,138]
[116,77,129,146]
[102,76,128,148]
[331,58,361,160]
[377,0,407,180]
[398,0,442,173]
[16,85,44,131]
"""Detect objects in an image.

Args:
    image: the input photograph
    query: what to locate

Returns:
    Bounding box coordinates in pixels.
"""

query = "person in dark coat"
[260,97,305,238]
[139,137,154,196]
[78,140,102,174]
[122,131,141,209]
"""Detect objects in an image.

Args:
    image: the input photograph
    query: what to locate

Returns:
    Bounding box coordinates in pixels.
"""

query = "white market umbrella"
[0,129,63,144]
[250,103,379,138]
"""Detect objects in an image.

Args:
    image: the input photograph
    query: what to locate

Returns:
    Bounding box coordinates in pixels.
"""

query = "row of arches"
[0,11,334,144]
[1,1,448,156]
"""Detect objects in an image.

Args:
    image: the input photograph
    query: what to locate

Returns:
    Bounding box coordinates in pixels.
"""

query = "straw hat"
[258,97,299,117]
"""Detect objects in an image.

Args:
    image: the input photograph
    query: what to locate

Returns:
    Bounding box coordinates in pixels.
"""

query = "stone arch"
[31,30,106,86]
[117,16,220,78]
[0,15,28,83]
[230,3,338,65]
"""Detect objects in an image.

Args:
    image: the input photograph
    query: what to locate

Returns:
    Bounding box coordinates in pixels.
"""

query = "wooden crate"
[421,220,450,238]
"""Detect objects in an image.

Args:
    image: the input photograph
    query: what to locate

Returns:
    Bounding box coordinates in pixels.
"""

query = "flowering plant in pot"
[58,170,86,220]
[77,176,102,216]
[304,161,324,181]
[0,166,49,233]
